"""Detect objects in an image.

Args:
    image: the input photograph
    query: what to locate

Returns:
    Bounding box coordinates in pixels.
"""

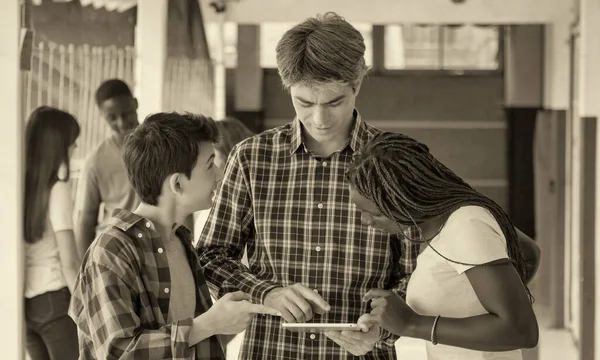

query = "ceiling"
[30,0,137,12]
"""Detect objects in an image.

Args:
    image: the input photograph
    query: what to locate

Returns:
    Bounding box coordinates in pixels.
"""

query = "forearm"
[202,253,280,304]
[406,313,538,351]
[62,263,80,293]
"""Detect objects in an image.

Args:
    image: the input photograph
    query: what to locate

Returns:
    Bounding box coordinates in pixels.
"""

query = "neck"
[302,115,355,157]
[304,136,345,158]
[133,202,188,241]
[111,133,125,148]
[419,214,450,240]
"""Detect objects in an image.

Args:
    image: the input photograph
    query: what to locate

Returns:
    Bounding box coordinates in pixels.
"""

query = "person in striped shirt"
[197,12,421,359]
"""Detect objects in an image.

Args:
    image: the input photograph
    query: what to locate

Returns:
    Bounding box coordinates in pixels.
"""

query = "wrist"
[404,314,431,339]
[252,283,282,305]
[263,286,283,304]
[190,312,217,344]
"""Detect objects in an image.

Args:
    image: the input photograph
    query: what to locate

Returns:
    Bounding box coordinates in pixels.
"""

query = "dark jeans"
[25,288,78,360]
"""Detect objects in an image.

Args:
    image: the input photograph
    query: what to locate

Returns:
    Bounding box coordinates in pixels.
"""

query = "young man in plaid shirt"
[197,13,422,360]
[69,113,279,359]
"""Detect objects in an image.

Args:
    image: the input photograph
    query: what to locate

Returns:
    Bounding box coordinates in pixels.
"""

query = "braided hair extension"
[346,132,533,302]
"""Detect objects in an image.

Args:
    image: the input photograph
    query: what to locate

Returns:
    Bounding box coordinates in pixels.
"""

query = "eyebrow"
[295,95,345,105]
[206,154,215,165]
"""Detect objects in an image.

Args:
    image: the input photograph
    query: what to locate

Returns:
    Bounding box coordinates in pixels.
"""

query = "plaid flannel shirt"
[69,210,225,360]
[198,112,420,360]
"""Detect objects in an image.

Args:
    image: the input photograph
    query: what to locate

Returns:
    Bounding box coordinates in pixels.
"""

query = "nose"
[115,116,126,130]
[361,213,373,226]
[313,106,328,127]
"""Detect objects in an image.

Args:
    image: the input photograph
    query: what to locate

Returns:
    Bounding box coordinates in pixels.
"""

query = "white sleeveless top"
[406,206,522,360]
[25,181,73,298]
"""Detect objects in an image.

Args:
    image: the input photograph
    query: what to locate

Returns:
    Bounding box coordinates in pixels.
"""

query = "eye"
[298,101,312,108]
[329,101,342,107]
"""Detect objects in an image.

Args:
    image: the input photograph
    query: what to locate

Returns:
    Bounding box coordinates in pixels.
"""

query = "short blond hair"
[276,12,368,90]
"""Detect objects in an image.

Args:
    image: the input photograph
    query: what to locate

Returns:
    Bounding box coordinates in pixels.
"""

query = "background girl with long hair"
[24,106,81,360]
[347,132,539,360]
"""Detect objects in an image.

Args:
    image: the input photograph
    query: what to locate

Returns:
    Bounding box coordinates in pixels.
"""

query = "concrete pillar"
[504,25,544,108]
[0,1,25,358]
[544,20,570,110]
[213,12,227,120]
[371,25,385,73]
[532,19,570,330]
[503,25,544,243]
[578,0,600,358]
[234,24,262,131]
[134,0,168,120]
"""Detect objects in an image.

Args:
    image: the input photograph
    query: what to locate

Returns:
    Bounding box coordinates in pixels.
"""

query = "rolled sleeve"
[198,146,281,304]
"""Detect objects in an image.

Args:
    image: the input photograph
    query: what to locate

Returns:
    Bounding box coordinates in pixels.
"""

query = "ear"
[168,173,183,195]
[133,97,139,109]
[352,78,363,97]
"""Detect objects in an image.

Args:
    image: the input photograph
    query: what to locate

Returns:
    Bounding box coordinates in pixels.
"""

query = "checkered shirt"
[197,112,420,360]
[69,210,225,360]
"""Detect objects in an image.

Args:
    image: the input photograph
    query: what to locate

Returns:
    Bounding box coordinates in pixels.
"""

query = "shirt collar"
[108,209,194,243]
[288,109,368,156]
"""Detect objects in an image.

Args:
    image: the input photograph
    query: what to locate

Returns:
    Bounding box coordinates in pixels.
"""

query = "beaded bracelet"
[431,315,441,345]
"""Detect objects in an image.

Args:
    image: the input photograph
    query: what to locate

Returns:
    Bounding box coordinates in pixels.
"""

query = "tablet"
[282,323,362,332]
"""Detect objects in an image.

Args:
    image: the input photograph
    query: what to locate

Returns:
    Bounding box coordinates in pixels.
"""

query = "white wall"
[134,0,168,120]
[0,0,25,358]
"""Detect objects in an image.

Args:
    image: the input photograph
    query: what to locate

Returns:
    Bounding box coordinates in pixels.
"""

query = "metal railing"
[163,56,214,117]
[22,41,136,168]
[22,40,216,181]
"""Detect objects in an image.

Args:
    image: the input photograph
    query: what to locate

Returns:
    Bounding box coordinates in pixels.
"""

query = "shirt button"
[137,233,143,238]
[145,222,151,228]
[322,161,328,167]
[157,248,164,254]
[315,246,322,252]
[317,203,324,209]
[164,287,170,294]
[310,333,316,340]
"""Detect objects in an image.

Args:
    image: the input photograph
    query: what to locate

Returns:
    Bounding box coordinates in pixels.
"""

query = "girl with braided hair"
[347,132,540,360]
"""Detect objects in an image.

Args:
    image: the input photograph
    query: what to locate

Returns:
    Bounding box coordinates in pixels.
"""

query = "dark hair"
[276,12,368,89]
[123,112,219,205]
[95,79,133,107]
[346,132,532,300]
[214,118,255,156]
[24,107,80,243]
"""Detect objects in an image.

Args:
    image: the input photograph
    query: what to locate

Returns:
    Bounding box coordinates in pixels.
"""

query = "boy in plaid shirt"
[69,112,279,359]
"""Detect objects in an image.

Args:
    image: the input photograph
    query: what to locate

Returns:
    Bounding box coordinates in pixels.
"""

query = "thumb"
[362,289,391,302]
[357,313,379,332]
[225,291,251,302]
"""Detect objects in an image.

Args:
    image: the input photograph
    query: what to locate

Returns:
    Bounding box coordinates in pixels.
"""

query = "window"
[384,24,500,70]
[260,22,373,68]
